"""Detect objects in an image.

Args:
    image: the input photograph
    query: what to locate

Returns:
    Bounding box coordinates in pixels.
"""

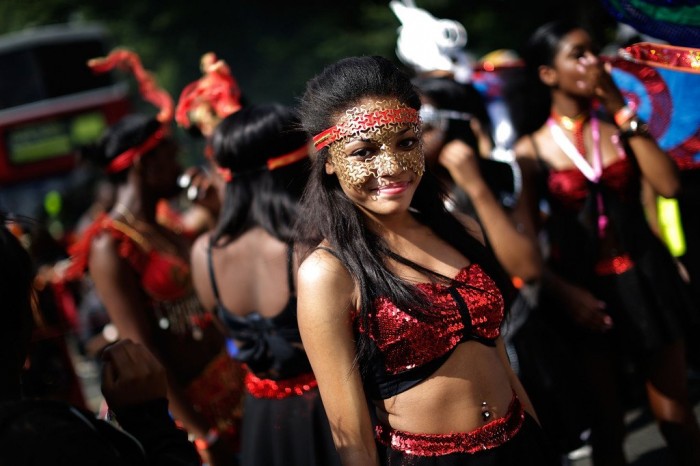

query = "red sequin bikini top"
[547,157,634,211]
[67,214,192,301]
[357,263,504,400]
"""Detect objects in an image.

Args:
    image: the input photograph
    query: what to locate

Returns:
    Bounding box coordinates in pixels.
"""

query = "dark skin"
[89,140,238,466]
[513,28,700,466]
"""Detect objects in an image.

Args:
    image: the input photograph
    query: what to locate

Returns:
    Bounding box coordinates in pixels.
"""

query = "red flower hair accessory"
[175,52,242,137]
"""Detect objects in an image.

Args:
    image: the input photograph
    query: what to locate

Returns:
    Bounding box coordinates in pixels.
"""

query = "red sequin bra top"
[547,156,635,212]
[67,214,212,339]
[356,263,504,400]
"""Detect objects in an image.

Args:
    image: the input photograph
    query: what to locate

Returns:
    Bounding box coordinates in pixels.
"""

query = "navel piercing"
[481,401,492,422]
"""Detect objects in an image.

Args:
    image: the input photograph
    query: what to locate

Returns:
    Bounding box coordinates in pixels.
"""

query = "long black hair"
[81,114,162,184]
[296,56,514,365]
[508,19,583,137]
[524,19,582,70]
[211,104,310,244]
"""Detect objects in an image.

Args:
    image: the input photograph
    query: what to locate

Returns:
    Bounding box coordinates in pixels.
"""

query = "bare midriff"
[373,341,514,434]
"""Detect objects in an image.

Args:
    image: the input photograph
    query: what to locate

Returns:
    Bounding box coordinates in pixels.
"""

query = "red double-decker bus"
[0,23,129,217]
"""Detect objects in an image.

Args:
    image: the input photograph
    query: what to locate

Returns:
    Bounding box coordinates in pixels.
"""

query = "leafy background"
[0,0,619,106]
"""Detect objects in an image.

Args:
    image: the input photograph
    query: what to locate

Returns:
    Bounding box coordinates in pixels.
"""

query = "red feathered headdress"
[88,49,174,173]
[175,52,242,137]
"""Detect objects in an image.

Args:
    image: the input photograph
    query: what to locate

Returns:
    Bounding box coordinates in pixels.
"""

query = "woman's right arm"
[297,251,380,466]
[89,233,154,345]
[89,235,225,462]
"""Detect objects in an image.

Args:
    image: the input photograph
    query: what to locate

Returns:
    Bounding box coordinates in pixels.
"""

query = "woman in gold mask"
[294,55,558,466]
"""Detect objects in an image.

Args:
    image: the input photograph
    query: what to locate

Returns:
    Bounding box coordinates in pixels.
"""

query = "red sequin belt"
[594,253,635,276]
[375,393,525,456]
[244,371,318,399]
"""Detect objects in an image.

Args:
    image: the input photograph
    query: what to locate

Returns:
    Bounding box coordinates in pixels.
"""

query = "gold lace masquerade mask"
[313,99,425,190]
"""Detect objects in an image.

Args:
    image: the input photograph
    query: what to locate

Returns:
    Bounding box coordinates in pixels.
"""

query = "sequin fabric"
[313,99,420,150]
[244,371,318,399]
[547,157,634,212]
[362,263,504,375]
[594,253,635,276]
[621,43,700,71]
[375,392,524,456]
[185,350,246,449]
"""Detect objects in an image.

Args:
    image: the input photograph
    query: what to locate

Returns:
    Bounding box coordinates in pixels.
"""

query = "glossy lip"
[373,180,412,196]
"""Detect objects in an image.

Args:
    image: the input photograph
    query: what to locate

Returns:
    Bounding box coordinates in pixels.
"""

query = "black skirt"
[239,388,340,466]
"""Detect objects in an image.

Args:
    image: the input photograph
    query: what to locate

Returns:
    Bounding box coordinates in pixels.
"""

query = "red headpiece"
[88,49,174,173]
[175,52,242,136]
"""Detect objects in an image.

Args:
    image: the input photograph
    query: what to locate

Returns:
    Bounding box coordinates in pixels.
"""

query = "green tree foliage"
[1,0,617,106]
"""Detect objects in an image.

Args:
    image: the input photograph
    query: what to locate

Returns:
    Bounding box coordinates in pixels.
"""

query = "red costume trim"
[216,166,233,182]
[621,42,700,74]
[244,371,318,399]
[266,144,308,170]
[88,49,174,123]
[66,213,148,281]
[175,52,242,129]
[594,254,635,276]
[375,392,525,456]
[312,107,419,150]
[88,49,174,173]
[185,350,245,449]
[106,127,166,173]
[214,144,308,183]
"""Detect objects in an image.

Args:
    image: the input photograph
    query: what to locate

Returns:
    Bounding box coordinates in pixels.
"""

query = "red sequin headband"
[312,107,420,151]
[106,127,167,174]
[216,144,309,182]
[175,52,242,130]
[88,49,174,173]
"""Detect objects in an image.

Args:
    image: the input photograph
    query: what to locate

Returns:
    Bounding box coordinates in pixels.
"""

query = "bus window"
[0,23,130,220]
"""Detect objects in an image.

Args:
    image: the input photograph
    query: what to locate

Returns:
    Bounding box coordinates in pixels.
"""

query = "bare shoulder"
[513,135,537,162]
[298,246,354,293]
[297,245,357,319]
[189,231,211,265]
[89,230,122,269]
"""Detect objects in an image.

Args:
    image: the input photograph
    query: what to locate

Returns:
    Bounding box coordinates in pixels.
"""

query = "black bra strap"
[448,287,473,334]
[207,236,222,304]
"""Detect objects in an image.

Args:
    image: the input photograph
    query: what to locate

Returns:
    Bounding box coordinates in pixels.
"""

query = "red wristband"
[614,105,636,127]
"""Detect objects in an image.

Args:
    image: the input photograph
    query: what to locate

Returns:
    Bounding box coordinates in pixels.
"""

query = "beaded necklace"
[550,109,588,156]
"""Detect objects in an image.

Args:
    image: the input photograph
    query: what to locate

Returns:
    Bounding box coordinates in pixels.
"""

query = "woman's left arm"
[587,56,680,197]
[621,127,679,198]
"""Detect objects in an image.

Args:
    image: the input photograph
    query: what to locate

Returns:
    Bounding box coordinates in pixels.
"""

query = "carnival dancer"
[513,20,700,465]
[189,103,340,466]
[66,49,244,466]
[294,55,558,466]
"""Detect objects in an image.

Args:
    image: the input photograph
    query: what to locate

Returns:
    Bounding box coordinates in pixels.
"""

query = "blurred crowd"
[2,2,700,466]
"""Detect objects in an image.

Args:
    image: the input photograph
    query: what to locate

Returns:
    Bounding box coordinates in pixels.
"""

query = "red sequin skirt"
[375,396,558,465]
[185,350,245,448]
[376,393,524,457]
[244,371,318,399]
